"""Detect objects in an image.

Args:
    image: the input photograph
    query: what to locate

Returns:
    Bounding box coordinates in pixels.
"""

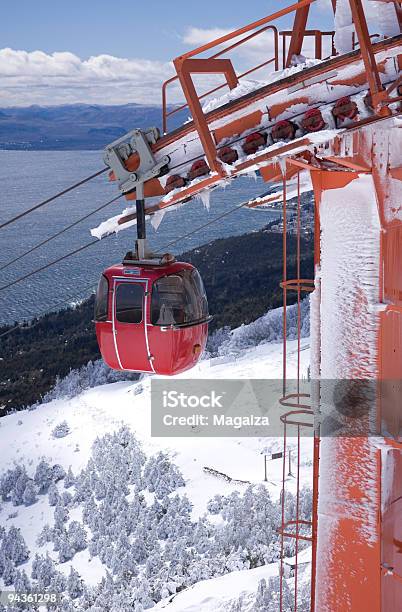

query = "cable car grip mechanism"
[103,127,171,264]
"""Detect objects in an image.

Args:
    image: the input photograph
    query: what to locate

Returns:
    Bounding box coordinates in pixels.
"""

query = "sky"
[0,0,335,107]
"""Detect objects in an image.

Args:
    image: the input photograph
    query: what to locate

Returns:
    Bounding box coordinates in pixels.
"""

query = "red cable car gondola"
[95,190,211,375]
[95,258,211,375]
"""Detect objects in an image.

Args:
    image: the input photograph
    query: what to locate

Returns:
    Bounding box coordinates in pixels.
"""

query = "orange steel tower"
[98,1,402,608]
[310,121,402,611]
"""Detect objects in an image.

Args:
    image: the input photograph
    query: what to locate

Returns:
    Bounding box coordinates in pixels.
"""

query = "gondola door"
[112,279,152,372]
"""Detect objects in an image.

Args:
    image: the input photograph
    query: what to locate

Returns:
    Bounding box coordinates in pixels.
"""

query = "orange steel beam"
[315,31,322,60]
[310,117,402,610]
[325,155,372,172]
[173,58,239,172]
[162,24,279,132]
[348,0,390,114]
[311,169,382,612]
[142,36,401,170]
[286,154,322,171]
[286,0,312,67]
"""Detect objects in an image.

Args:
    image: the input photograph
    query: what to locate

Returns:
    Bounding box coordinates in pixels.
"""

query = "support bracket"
[103,127,170,194]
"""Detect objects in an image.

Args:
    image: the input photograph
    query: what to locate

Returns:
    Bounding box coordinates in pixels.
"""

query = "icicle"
[150,209,166,231]
[244,170,258,181]
[278,156,287,177]
[196,189,211,211]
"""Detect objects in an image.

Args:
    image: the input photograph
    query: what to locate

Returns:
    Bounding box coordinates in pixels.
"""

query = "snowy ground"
[0,328,313,610]
[153,563,279,612]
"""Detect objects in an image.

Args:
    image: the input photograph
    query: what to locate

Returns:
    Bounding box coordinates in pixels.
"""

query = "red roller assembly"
[332,96,358,122]
[165,174,186,194]
[271,120,297,142]
[188,159,210,180]
[218,146,239,164]
[301,108,325,132]
[242,131,267,155]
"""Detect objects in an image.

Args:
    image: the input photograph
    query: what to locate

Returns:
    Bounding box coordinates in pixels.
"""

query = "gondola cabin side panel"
[95,272,120,370]
[147,323,208,376]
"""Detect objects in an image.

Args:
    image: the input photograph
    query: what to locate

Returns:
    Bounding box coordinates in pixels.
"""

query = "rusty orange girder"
[285,0,313,67]
[109,33,401,233]
[309,117,402,611]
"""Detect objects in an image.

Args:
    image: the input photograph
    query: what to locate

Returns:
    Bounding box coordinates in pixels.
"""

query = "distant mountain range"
[0,103,186,150]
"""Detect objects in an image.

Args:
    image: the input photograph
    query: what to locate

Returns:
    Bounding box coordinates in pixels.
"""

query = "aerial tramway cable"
[158,197,258,251]
[0,167,108,231]
[0,194,121,272]
[0,190,273,293]
[0,238,109,292]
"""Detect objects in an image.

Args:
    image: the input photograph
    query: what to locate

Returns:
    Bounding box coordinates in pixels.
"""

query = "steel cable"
[0,167,108,231]
[0,238,109,292]
[0,194,121,272]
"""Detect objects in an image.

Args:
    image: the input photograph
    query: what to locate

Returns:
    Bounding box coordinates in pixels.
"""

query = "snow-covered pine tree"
[11,468,29,506]
[31,553,41,580]
[82,495,99,532]
[13,568,31,593]
[130,575,154,611]
[48,483,60,506]
[144,452,185,499]
[67,521,87,552]
[46,569,66,601]
[0,465,25,502]
[52,464,66,482]
[2,526,30,566]
[22,480,37,506]
[58,536,74,563]
[64,466,75,489]
[0,550,5,577]
[36,523,53,547]
[67,566,84,599]
[252,578,270,611]
[52,421,70,439]
[34,459,53,493]
[54,501,69,527]
[32,553,56,588]
[61,491,72,507]
[2,557,15,586]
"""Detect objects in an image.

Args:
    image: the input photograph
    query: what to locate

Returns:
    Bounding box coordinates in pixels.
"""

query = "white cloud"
[181,25,334,75]
[183,27,234,46]
[0,48,179,106]
[0,16,340,109]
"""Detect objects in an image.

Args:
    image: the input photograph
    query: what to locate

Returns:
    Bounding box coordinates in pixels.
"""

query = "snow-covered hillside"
[0,307,313,611]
